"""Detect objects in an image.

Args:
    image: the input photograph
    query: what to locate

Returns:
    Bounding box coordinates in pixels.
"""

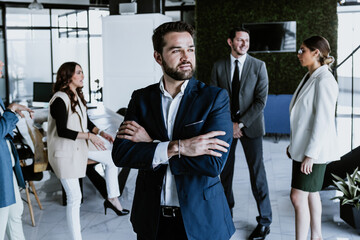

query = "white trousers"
[88,150,120,198]
[0,173,25,240]
[60,178,82,240]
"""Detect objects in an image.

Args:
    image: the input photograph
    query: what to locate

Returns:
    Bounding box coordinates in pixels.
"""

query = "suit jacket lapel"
[149,86,169,141]
[239,56,251,91]
[225,57,232,93]
[172,79,198,140]
[290,73,316,111]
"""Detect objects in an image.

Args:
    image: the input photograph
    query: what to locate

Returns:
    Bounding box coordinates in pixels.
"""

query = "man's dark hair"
[152,21,195,54]
[228,27,250,40]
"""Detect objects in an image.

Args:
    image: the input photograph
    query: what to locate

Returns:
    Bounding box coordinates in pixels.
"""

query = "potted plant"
[331,167,360,232]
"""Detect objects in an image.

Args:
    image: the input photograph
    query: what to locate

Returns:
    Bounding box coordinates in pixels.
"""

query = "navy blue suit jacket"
[112,78,235,240]
[0,99,25,208]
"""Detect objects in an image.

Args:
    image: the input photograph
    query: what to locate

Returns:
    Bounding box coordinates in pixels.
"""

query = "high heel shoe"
[104,199,130,216]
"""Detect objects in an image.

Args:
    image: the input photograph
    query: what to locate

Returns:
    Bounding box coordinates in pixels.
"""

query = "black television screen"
[33,82,54,103]
[243,21,296,53]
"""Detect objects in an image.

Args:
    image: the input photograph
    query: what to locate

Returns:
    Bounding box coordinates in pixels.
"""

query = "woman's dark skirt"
[291,160,326,192]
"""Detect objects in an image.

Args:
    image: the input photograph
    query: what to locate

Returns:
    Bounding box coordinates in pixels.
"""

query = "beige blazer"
[47,91,88,179]
[288,65,340,164]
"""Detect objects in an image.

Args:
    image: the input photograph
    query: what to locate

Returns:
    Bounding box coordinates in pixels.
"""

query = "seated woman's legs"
[88,150,129,215]
[104,158,123,210]
[91,150,123,209]
[60,178,82,240]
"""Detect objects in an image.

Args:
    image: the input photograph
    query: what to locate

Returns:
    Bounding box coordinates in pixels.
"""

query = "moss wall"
[195,0,338,94]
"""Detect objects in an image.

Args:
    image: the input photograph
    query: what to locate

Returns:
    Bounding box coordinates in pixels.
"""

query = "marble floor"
[11,136,360,240]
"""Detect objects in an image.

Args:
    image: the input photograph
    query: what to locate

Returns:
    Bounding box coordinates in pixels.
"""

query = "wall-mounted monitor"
[243,21,296,53]
[32,82,54,108]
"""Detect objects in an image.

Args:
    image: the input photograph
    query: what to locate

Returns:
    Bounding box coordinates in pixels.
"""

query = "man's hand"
[301,156,313,175]
[100,131,114,144]
[7,103,34,119]
[168,131,229,158]
[117,120,153,142]
[233,122,243,138]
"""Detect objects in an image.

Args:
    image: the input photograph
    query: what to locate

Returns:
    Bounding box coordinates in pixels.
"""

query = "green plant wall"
[195,0,338,94]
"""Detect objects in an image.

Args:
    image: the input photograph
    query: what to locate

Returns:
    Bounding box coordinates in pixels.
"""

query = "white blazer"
[288,65,340,164]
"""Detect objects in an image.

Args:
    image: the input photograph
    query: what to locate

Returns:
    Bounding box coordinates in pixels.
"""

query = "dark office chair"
[13,126,44,227]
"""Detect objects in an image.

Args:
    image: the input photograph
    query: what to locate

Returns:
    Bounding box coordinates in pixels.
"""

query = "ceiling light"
[28,0,44,10]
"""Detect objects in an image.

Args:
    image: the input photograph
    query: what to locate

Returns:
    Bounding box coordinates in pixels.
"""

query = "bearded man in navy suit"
[112,21,235,240]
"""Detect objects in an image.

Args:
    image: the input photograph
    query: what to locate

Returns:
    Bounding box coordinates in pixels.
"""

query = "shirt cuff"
[238,122,244,129]
[152,141,170,168]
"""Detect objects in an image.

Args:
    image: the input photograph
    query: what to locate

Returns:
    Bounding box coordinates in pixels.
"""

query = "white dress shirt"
[230,53,247,84]
[152,78,189,207]
[230,53,247,128]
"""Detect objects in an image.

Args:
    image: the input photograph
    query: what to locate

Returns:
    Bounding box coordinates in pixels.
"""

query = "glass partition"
[89,9,108,103]
[6,7,50,27]
[337,8,360,153]
[51,28,89,99]
[1,4,108,105]
[6,29,51,103]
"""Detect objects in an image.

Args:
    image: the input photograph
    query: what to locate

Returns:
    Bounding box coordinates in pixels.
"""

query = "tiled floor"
[12,136,360,240]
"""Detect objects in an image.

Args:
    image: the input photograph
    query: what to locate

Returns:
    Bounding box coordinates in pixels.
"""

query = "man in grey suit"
[211,27,272,240]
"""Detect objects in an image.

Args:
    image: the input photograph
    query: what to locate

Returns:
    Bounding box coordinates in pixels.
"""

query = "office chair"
[13,125,45,227]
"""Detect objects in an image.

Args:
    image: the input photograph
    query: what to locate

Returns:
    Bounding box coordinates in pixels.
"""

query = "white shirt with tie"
[152,78,189,207]
[230,53,247,129]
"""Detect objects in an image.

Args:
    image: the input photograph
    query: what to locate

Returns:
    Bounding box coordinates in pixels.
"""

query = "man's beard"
[162,59,195,81]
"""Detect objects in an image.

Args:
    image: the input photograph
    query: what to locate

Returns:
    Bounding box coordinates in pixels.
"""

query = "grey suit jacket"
[210,54,269,138]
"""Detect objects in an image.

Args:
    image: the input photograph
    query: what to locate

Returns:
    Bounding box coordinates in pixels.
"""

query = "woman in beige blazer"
[47,62,129,240]
[287,36,339,240]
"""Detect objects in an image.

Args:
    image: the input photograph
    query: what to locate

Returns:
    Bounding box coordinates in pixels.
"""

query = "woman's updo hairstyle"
[303,36,335,68]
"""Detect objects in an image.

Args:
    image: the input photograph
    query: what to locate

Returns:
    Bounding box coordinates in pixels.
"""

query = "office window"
[6,29,51,103]
[5,6,93,104]
[6,7,50,27]
[89,9,109,103]
[1,4,107,104]
[51,9,90,101]
[337,8,360,153]
[51,28,89,96]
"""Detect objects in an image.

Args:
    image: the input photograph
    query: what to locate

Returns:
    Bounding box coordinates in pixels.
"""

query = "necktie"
[231,60,240,121]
